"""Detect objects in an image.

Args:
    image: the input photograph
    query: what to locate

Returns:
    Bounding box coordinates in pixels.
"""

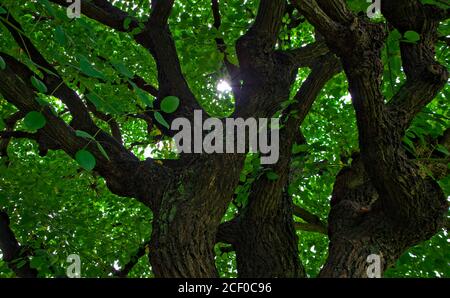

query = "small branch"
[85,101,123,145]
[0,111,26,157]
[112,240,151,278]
[210,0,241,85]
[0,131,38,140]
[293,205,327,235]
[294,222,327,234]
[129,76,159,98]
[0,211,38,278]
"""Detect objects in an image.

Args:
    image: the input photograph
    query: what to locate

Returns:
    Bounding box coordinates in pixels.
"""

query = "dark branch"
[282,41,330,69]
[211,0,241,87]
[149,0,175,25]
[293,205,327,235]
[216,219,240,245]
[0,131,38,140]
[0,10,96,130]
[0,211,38,278]
[85,101,123,145]
[382,0,449,130]
[48,0,140,32]
[0,111,26,157]
[47,0,204,133]
[0,53,168,208]
[112,240,150,278]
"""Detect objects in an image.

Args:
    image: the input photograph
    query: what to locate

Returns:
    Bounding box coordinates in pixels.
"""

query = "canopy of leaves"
[0,0,448,277]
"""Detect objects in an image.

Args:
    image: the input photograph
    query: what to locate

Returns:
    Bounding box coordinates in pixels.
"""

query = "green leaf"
[30,256,46,270]
[136,88,154,107]
[37,0,56,17]
[391,30,402,41]
[420,0,449,9]
[266,171,279,181]
[0,7,7,14]
[404,31,421,43]
[0,117,5,130]
[96,142,110,161]
[130,27,143,36]
[435,144,450,156]
[54,26,66,45]
[292,143,309,154]
[36,96,50,107]
[75,130,95,141]
[227,54,239,66]
[0,56,5,70]
[16,259,27,269]
[75,130,109,160]
[31,76,48,93]
[403,136,416,154]
[154,111,170,129]
[86,93,103,110]
[160,96,180,113]
[112,62,134,78]
[123,17,132,30]
[75,149,96,171]
[79,55,106,80]
[24,111,46,130]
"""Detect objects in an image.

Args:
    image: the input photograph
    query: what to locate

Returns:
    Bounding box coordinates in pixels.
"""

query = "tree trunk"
[320,156,447,277]
[150,154,244,277]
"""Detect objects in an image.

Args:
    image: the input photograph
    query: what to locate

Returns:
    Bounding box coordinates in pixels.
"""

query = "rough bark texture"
[297,0,449,277]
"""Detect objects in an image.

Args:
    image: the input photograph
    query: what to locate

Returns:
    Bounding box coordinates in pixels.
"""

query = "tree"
[0,0,448,278]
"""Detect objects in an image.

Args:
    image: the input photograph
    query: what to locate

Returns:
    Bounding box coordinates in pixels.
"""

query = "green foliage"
[24,111,46,130]
[265,171,279,181]
[0,146,152,277]
[160,96,180,114]
[403,30,421,43]
[420,0,450,9]
[31,76,48,94]
[75,149,96,171]
[0,0,448,278]
[154,111,170,129]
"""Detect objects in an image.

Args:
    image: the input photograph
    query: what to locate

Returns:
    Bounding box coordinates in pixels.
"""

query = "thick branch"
[48,0,139,32]
[252,0,286,46]
[0,131,37,140]
[149,0,175,25]
[382,0,449,130]
[0,54,168,208]
[0,10,96,130]
[298,0,447,226]
[216,219,240,245]
[47,0,203,130]
[294,0,341,37]
[282,40,329,68]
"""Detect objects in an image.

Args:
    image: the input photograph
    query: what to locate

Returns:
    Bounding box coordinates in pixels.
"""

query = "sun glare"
[217,80,232,93]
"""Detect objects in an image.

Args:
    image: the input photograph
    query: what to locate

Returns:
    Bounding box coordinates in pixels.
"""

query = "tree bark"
[150,154,244,277]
